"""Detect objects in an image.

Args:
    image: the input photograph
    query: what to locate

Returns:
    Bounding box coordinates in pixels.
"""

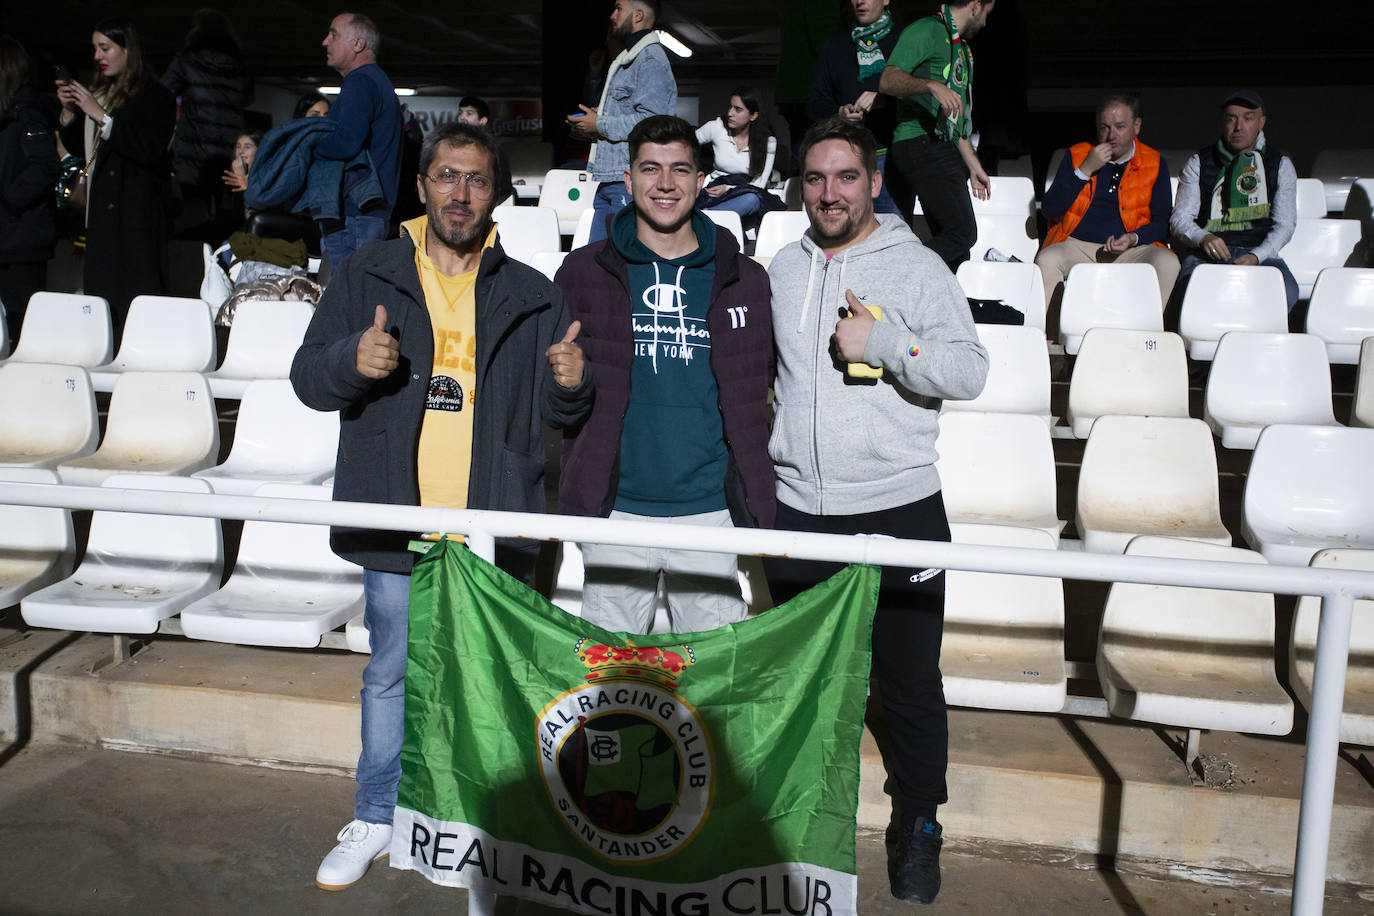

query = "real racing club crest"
[536,640,714,864]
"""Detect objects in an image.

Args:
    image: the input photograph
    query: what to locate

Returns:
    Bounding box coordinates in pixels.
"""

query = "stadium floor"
[0,741,1370,915]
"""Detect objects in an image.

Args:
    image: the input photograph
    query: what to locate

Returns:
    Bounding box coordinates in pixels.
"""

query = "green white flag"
[389,539,879,914]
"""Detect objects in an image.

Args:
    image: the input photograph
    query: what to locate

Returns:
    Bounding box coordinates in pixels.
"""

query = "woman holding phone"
[56,17,174,338]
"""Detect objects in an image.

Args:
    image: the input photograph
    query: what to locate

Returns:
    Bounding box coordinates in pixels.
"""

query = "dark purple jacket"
[555,226,776,528]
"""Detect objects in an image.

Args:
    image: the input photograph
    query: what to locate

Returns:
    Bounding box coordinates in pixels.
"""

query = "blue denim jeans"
[321,213,390,272]
[589,182,633,244]
[1178,247,1301,311]
[874,152,901,215]
[355,568,411,824]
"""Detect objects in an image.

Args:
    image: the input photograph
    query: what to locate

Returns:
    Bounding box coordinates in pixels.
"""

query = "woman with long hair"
[0,35,59,345]
[694,87,779,221]
[57,17,175,338]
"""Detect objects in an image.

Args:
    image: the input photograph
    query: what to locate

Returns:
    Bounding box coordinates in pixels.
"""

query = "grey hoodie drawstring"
[797,246,821,334]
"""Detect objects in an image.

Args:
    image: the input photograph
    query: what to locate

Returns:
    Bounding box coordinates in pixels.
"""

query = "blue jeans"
[874,152,901,215]
[589,182,632,244]
[355,568,411,824]
[1178,247,1301,311]
[321,213,389,272]
[703,191,765,219]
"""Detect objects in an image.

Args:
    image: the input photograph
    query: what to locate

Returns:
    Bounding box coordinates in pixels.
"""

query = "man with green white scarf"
[807,0,903,214]
[1170,89,1299,309]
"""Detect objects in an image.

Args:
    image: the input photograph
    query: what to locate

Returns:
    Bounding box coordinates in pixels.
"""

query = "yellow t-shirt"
[405,215,495,510]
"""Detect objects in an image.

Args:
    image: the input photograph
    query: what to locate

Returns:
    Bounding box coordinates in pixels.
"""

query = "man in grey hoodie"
[764,117,987,906]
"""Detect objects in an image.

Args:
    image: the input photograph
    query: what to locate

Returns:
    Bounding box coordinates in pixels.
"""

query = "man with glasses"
[291,122,593,891]
[1037,92,1179,310]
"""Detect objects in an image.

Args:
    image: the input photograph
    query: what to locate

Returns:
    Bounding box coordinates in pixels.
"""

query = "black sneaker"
[891,816,943,904]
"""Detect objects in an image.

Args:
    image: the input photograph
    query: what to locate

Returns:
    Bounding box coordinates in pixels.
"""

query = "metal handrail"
[1,481,1369,916]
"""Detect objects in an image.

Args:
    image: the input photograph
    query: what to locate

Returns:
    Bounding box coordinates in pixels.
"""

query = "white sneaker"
[315,819,393,890]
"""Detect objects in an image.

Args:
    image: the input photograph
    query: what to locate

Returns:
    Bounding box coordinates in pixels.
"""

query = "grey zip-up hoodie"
[767,215,988,515]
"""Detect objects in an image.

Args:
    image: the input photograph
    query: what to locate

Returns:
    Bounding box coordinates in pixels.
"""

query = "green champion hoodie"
[610,205,726,516]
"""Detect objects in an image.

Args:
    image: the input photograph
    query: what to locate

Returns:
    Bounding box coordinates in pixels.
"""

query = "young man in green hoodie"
[555,115,776,635]
[765,117,987,905]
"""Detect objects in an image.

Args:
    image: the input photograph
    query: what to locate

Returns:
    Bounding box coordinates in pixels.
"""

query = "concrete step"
[9,632,1374,890]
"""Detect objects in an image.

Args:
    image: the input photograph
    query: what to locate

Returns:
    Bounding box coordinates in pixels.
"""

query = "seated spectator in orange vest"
[1035,93,1178,309]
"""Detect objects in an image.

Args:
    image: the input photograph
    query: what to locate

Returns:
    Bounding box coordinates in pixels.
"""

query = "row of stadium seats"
[520,170,1368,281]
[0,368,337,490]
[3,469,1369,746]
[0,294,312,399]
[935,411,1374,560]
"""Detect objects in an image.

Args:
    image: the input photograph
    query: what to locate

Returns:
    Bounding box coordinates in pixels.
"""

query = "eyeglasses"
[426,169,493,197]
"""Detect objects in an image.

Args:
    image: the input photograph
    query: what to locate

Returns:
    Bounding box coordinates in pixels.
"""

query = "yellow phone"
[846,303,883,378]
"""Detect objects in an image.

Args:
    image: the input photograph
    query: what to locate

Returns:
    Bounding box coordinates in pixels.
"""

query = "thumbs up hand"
[545,319,585,389]
[357,305,401,379]
[834,290,878,363]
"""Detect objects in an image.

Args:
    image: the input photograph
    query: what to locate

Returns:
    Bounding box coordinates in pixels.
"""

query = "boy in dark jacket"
[555,115,774,634]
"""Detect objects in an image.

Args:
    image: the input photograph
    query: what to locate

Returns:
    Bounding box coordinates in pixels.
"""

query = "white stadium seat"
[1311,148,1374,213]
[969,177,1038,262]
[1043,148,1067,194]
[528,251,567,282]
[493,204,561,263]
[1097,536,1292,735]
[940,324,1051,424]
[955,260,1048,330]
[1296,178,1330,219]
[346,613,370,654]
[57,371,219,487]
[702,209,745,249]
[1076,416,1230,554]
[89,296,216,393]
[538,169,595,235]
[193,380,338,495]
[1058,263,1163,355]
[570,208,595,250]
[936,411,1062,544]
[207,300,315,400]
[0,363,98,469]
[21,475,223,634]
[942,523,1066,713]
[6,292,112,368]
[1280,219,1363,300]
[1066,327,1188,439]
[1204,332,1338,449]
[1305,268,1374,364]
[1178,263,1289,360]
[1290,548,1374,746]
[1242,424,1374,565]
[969,212,1039,265]
[754,211,812,259]
[1354,338,1374,428]
[0,468,76,608]
[180,484,364,648]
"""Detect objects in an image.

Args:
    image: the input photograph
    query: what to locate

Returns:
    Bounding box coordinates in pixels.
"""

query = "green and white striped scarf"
[852,11,893,81]
[1205,136,1271,233]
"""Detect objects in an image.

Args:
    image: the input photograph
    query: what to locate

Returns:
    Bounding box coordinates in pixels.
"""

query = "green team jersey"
[887,15,973,144]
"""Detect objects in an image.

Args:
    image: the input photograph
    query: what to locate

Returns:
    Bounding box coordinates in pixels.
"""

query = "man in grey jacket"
[566,0,677,244]
[764,117,987,906]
